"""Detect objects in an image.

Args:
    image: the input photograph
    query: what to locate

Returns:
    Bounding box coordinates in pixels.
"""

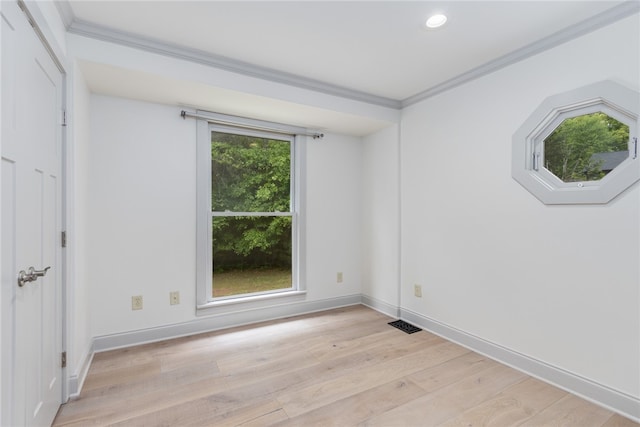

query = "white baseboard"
[92,294,362,352]
[400,307,640,423]
[361,294,399,318]
[67,341,95,400]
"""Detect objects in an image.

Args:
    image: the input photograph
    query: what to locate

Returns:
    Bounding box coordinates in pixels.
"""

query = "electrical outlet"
[131,295,143,310]
[337,272,343,283]
[414,284,422,298]
[170,291,180,305]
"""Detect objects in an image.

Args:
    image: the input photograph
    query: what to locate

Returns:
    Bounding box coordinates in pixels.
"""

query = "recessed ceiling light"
[425,13,447,29]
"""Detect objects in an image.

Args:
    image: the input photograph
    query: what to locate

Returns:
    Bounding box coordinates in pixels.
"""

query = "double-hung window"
[195,112,306,310]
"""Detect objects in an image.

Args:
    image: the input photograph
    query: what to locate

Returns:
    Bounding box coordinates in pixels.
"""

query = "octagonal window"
[512,80,639,205]
[543,112,629,183]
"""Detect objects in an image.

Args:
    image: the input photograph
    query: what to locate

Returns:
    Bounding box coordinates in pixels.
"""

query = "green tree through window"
[543,113,629,182]
[211,132,293,298]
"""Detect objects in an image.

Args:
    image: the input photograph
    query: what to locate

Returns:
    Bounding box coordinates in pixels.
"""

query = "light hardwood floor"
[53,305,638,427]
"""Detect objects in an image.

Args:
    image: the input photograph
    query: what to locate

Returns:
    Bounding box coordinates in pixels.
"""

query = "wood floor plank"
[409,351,498,393]
[86,345,158,375]
[80,360,162,394]
[277,378,426,426]
[519,394,624,427]
[278,340,469,418]
[437,377,567,426]
[360,364,528,426]
[307,327,444,363]
[79,360,219,402]
[224,328,443,395]
[603,414,640,427]
[236,408,289,427]
[159,345,221,373]
[211,316,412,375]
[204,400,287,427]
[52,306,638,427]
[54,374,231,425]
[221,337,412,397]
[108,395,283,427]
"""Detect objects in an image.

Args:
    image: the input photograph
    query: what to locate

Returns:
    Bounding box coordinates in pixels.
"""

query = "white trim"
[198,290,307,311]
[53,0,74,29]
[195,119,210,306]
[18,1,66,73]
[211,212,293,217]
[400,307,640,423]
[93,294,362,352]
[396,121,403,313]
[361,295,399,318]
[294,134,307,294]
[66,342,94,400]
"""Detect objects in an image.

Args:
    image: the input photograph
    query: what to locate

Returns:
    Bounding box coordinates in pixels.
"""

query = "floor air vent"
[388,320,422,334]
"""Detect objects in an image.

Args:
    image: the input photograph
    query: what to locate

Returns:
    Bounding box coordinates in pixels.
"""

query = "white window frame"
[512,80,639,204]
[196,112,307,313]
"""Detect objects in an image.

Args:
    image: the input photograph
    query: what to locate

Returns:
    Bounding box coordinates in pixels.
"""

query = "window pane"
[543,112,629,183]
[211,132,290,212]
[212,216,292,298]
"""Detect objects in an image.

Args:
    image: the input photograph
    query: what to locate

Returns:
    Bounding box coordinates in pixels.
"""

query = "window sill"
[196,290,307,315]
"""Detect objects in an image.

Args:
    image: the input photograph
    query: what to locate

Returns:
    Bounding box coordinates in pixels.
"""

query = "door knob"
[30,266,51,277]
[17,266,51,287]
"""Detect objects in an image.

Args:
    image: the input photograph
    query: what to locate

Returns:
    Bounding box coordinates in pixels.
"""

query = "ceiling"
[60,1,635,135]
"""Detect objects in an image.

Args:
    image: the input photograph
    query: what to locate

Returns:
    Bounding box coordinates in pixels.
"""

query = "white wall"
[87,95,363,337]
[305,132,363,300]
[88,96,196,336]
[400,14,639,401]
[66,61,93,395]
[362,125,400,311]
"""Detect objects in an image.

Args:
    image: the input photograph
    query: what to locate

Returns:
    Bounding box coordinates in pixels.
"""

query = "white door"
[1,1,64,426]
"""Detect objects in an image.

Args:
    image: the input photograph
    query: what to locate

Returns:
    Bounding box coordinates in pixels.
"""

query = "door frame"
[1,0,69,417]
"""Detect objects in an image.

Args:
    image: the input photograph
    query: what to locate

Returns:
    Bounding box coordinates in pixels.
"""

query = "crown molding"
[54,0,74,29]
[67,19,402,110]
[402,1,640,108]
[62,0,638,111]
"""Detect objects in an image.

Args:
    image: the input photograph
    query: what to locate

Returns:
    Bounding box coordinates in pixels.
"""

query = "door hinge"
[61,231,67,248]
[61,351,67,368]
[62,110,67,127]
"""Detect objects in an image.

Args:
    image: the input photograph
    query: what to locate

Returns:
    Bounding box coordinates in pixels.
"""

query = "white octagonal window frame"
[513,80,639,204]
